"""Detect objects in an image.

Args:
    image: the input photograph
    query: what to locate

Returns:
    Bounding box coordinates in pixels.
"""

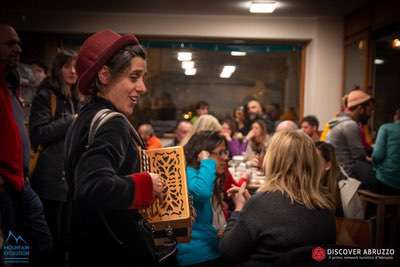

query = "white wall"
[9,11,343,127]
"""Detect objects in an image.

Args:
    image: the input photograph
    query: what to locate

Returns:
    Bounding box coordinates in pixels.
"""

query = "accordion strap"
[87,108,146,149]
[84,109,149,246]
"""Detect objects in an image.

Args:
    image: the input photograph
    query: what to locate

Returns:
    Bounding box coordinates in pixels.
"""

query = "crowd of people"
[1,24,399,267]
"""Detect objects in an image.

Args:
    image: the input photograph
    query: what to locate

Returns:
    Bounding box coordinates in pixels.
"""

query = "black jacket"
[29,79,79,201]
[64,97,158,267]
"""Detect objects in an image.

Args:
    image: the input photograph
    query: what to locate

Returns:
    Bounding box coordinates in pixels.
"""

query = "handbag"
[338,167,365,219]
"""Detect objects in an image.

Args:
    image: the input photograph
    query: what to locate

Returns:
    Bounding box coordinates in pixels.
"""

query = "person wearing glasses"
[177,131,229,266]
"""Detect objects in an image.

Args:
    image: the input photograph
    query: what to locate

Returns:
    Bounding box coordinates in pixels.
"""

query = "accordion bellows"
[139,146,192,245]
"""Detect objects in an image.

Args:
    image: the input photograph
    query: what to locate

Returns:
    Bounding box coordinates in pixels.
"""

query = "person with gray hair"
[275,120,299,132]
[166,120,193,147]
[138,123,163,149]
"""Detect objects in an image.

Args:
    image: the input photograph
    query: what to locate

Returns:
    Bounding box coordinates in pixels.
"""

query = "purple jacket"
[228,139,248,157]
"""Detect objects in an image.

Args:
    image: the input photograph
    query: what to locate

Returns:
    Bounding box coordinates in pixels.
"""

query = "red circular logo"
[312,246,326,262]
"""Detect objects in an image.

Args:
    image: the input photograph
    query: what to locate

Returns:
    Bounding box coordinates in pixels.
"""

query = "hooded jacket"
[326,114,366,176]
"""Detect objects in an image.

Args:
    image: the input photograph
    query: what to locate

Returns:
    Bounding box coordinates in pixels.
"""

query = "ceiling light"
[222,65,236,73]
[182,61,195,69]
[185,68,196,76]
[392,38,400,49]
[178,52,192,61]
[220,65,236,78]
[374,59,384,65]
[249,1,278,13]
[220,72,232,78]
[231,51,247,56]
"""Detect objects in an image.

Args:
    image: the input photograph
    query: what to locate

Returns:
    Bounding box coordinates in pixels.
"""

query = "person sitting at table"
[177,131,228,266]
[243,119,270,167]
[138,123,163,149]
[220,117,247,157]
[371,107,400,195]
[165,120,193,147]
[179,114,247,208]
[275,120,298,132]
[180,114,222,146]
[316,141,343,216]
[220,130,336,266]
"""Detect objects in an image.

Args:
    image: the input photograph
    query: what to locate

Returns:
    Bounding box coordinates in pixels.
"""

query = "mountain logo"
[5,231,27,244]
[3,231,30,264]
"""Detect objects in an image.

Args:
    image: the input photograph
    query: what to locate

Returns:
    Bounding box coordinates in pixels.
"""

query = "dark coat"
[29,79,79,201]
[64,97,158,267]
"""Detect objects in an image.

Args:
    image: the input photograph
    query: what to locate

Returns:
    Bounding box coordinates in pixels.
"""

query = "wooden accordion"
[139,146,192,246]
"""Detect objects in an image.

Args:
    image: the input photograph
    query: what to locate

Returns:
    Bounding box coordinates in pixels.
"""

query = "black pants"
[41,199,68,267]
[370,179,400,195]
[351,160,377,190]
[351,160,400,195]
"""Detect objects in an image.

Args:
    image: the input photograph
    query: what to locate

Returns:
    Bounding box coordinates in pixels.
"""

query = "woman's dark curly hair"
[184,131,225,169]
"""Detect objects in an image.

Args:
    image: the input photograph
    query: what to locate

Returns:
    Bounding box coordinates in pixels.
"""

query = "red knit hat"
[76,29,139,95]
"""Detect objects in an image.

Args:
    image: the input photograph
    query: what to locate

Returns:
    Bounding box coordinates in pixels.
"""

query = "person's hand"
[366,156,372,162]
[247,157,259,167]
[220,131,232,142]
[198,150,210,161]
[227,183,251,211]
[245,129,255,141]
[149,173,164,200]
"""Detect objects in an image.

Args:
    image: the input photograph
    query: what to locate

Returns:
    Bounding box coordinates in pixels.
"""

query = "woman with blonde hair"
[220,130,336,266]
[179,114,222,146]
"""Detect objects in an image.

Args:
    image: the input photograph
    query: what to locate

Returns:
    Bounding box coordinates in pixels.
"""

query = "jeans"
[0,181,52,266]
[21,182,53,253]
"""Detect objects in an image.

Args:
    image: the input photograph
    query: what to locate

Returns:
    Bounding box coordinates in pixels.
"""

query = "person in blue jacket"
[178,131,229,266]
[372,107,400,194]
